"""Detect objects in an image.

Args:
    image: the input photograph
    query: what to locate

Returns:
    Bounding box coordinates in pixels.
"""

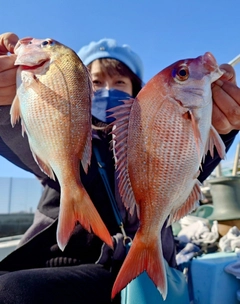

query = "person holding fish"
[0,31,239,303]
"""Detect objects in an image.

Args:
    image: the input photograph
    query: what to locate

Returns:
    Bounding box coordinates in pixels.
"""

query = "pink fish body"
[111,52,225,299]
[11,37,113,251]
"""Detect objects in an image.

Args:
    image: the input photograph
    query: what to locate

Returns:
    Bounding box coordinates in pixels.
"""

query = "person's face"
[90,60,133,96]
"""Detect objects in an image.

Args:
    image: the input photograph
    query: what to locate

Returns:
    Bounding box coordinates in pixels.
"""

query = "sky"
[0,0,240,178]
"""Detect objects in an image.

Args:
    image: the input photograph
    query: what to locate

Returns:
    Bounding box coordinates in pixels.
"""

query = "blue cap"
[77,38,144,80]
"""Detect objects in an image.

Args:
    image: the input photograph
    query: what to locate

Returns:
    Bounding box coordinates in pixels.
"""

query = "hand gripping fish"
[10,37,113,251]
[110,52,225,299]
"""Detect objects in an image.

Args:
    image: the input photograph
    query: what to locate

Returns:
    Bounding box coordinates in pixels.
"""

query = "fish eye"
[41,39,54,47]
[42,41,49,46]
[173,64,189,81]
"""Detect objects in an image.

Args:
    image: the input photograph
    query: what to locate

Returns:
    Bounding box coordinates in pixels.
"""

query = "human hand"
[96,233,126,265]
[0,32,19,106]
[212,64,240,134]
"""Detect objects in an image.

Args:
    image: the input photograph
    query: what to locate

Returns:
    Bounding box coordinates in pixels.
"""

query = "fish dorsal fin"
[109,98,138,216]
[167,179,203,226]
[204,125,226,160]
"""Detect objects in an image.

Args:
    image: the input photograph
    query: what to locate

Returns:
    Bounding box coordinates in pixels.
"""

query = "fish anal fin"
[30,148,55,180]
[10,95,21,127]
[168,180,203,226]
[111,232,167,300]
[57,184,113,251]
[205,125,226,159]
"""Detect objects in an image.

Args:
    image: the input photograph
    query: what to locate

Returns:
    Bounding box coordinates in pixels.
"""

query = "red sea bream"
[111,52,226,299]
[10,37,113,251]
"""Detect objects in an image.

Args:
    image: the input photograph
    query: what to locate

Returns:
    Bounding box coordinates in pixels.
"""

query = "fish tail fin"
[111,232,167,300]
[57,184,113,251]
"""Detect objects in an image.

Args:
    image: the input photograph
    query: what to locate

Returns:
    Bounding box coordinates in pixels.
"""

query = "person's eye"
[92,79,102,85]
[116,79,125,85]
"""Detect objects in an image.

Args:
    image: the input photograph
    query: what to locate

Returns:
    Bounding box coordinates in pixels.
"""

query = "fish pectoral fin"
[22,71,41,94]
[205,125,226,159]
[168,180,203,225]
[21,120,27,137]
[189,110,202,161]
[10,95,21,127]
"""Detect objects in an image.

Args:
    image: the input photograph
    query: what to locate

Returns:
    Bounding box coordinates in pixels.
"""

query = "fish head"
[14,37,63,70]
[159,52,223,110]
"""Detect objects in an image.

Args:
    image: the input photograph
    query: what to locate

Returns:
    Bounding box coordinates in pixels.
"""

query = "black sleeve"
[0,136,36,174]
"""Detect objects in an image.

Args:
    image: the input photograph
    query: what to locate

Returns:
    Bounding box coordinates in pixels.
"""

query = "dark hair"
[88,58,143,97]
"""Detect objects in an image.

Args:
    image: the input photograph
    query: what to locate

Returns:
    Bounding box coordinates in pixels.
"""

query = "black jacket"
[0,105,238,271]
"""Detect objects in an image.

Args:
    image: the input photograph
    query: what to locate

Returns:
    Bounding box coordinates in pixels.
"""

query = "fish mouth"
[202,52,218,71]
[14,37,51,68]
[202,52,223,81]
[21,59,50,70]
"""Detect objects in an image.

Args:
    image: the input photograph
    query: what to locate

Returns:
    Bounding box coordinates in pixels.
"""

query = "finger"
[218,64,236,84]
[0,54,17,72]
[212,82,240,131]
[0,84,16,106]
[212,102,231,134]
[0,66,17,87]
[0,32,19,55]
[212,81,240,107]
